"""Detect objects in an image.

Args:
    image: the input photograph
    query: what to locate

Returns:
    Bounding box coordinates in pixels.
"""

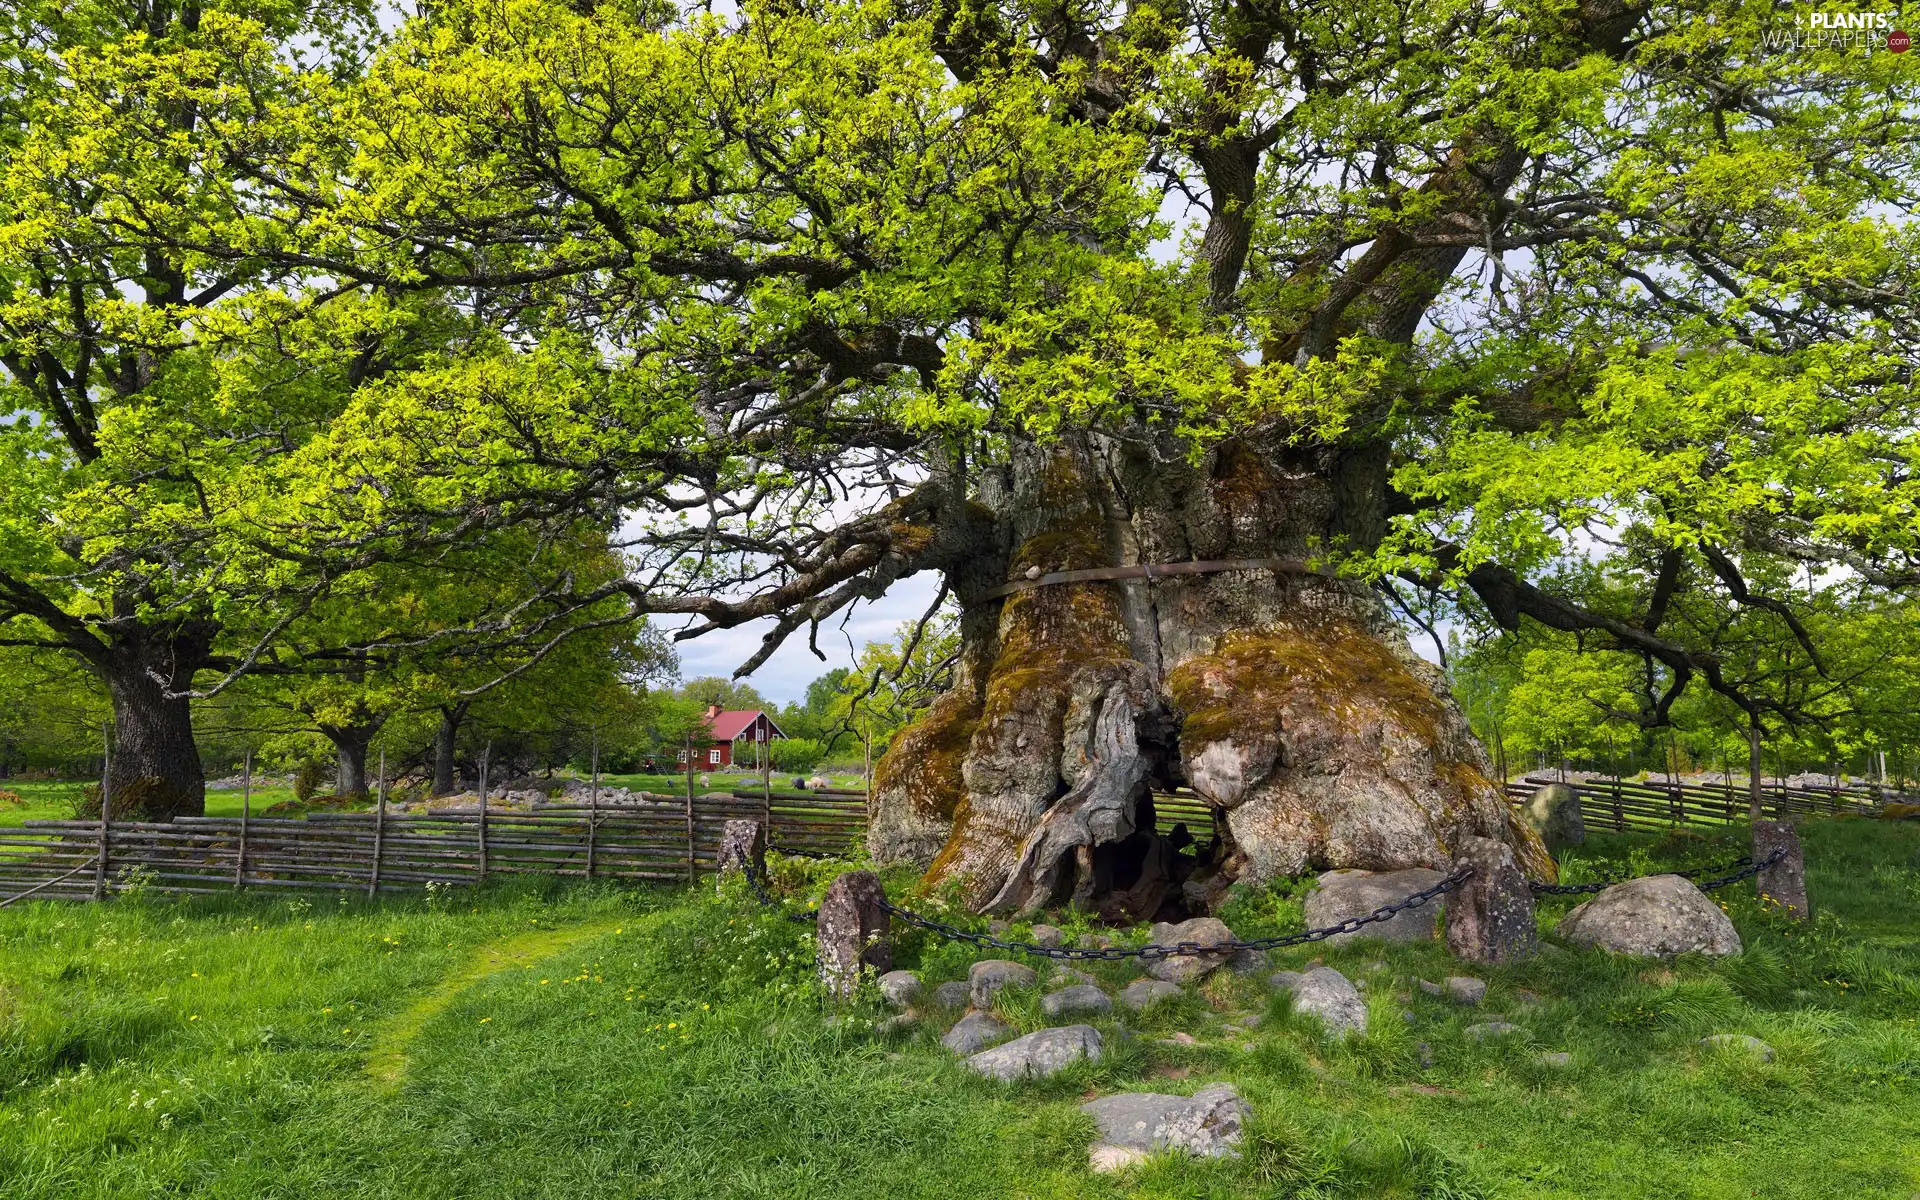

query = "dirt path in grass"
[365,918,626,1088]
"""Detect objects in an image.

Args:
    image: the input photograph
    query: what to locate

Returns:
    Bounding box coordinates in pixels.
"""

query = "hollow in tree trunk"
[869,431,1551,919]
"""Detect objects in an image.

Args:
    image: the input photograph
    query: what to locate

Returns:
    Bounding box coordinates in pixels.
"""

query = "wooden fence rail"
[1501,774,1908,833]
[12,772,1899,904]
[0,789,870,903]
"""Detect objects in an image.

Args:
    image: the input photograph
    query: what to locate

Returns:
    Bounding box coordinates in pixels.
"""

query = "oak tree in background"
[0,0,414,816]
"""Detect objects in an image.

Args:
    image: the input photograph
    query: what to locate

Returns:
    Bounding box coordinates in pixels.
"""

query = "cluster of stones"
[870,916,1268,1171]
[752,811,1807,1173]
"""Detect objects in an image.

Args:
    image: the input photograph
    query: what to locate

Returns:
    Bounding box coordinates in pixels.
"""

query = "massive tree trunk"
[89,624,213,821]
[869,431,1551,917]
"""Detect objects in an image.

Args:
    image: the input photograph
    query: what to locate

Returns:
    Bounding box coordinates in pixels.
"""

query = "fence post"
[1611,777,1624,832]
[817,870,891,1000]
[1753,819,1810,919]
[235,749,252,889]
[717,819,765,893]
[587,727,599,880]
[368,749,386,897]
[1445,835,1537,964]
[477,743,490,882]
[94,725,110,901]
[684,733,696,885]
[761,731,772,839]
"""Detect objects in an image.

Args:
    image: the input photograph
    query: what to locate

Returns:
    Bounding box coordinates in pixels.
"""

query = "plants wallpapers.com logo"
[1762,12,1911,51]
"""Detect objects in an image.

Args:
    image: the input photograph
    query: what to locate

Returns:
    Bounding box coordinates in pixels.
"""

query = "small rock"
[1227,947,1271,975]
[1302,869,1448,944]
[1445,976,1487,1006]
[1417,978,1444,997]
[931,980,972,1009]
[966,1025,1104,1081]
[969,959,1038,1009]
[1041,984,1113,1018]
[1160,1032,1199,1046]
[1290,967,1367,1038]
[1082,1083,1250,1170]
[878,1013,918,1036]
[1051,966,1098,988]
[1028,924,1065,948]
[1514,988,1544,1008]
[1402,1009,1417,1025]
[1555,875,1742,958]
[1416,1041,1434,1069]
[1144,918,1239,984]
[1077,932,1114,950]
[1465,1021,1525,1041]
[1267,970,1304,994]
[1534,1051,1573,1068]
[940,1010,1012,1054]
[1120,978,1184,1010]
[1699,1034,1775,1062]
[987,919,1012,934]
[877,970,923,1009]
[1089,1145,1147,1172]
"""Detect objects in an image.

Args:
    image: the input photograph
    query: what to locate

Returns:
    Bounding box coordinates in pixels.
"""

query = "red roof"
[704,709,785,742]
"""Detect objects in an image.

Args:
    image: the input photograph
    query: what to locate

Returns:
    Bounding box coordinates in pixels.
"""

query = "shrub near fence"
[0,787,869,904]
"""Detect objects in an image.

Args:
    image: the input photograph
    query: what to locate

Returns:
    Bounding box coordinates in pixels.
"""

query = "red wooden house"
[680,705,786,769]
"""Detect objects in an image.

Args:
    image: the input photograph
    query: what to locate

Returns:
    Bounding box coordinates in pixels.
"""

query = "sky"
[661,572,944,704]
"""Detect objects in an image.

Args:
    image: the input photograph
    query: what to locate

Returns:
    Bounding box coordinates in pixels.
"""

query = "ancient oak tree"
[274,0,1916,914]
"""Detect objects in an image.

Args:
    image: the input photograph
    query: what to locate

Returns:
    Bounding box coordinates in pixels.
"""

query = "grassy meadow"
[2,819,1918,1198]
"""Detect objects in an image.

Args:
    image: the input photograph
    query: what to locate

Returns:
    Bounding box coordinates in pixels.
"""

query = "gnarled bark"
[90,624,213,821]
[869,430,1550,917]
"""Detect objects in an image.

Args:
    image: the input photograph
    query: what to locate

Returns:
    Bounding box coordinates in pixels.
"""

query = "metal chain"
[732,846,1471,960]
[1691,848,1786,892]
[1528,848,1786,896]
[729,843,1787,956]
[729,846,820,923]
[875,871,1470,960]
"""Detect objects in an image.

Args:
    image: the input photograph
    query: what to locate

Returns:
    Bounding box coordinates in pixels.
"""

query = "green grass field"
[3,820,1918,1198]
[0,780,300,828]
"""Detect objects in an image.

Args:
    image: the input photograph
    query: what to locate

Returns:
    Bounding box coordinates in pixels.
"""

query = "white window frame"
[709,748,722,765]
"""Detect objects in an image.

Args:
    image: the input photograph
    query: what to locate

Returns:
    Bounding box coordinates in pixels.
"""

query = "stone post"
[716,819,766,893]
[1752,819,1810,919]
[817,870,891,1001]
[1445,835,1538,964]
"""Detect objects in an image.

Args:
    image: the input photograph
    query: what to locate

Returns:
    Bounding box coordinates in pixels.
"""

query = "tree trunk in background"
[869,430,1551,917]
[90,623,214,820]
[324,719,384,800]
[1748,725,1764,823]
[432,704,468,796]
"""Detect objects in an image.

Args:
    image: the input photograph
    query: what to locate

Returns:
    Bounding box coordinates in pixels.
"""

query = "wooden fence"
[0,786,868,904]
[1502,773,1900,833]
[10,771,1902,904]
